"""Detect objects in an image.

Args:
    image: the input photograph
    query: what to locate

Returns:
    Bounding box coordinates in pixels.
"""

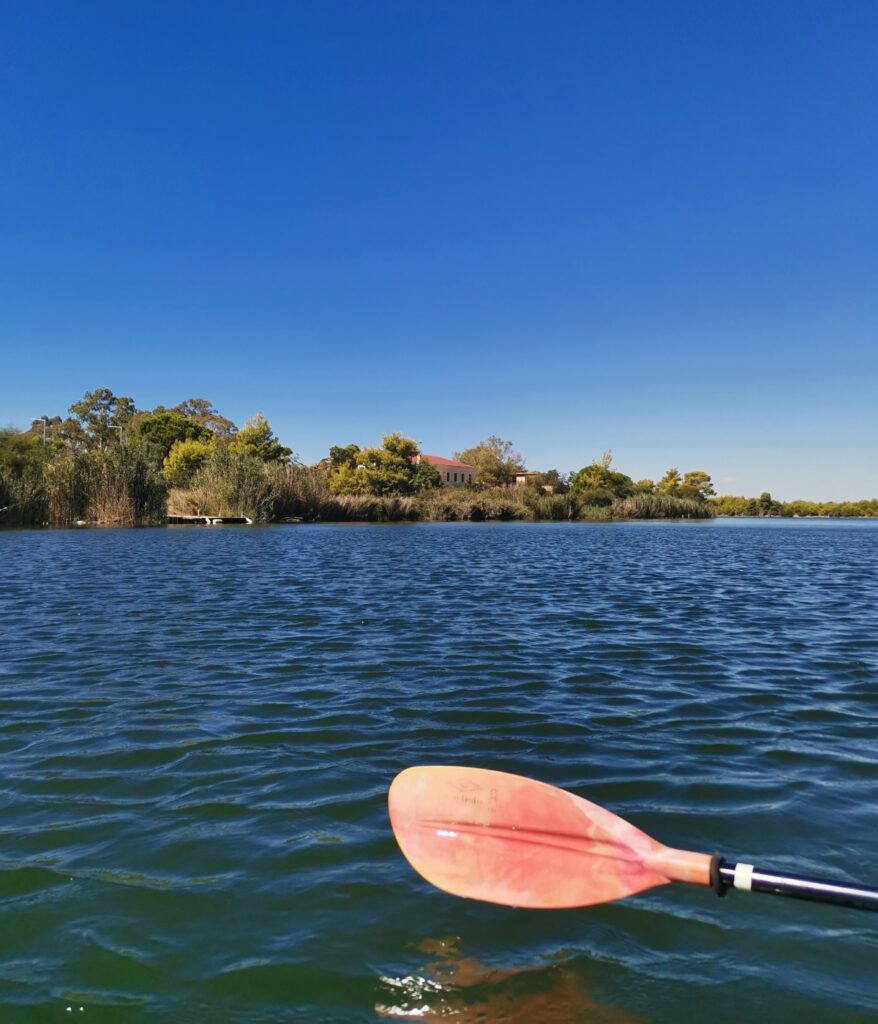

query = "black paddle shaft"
[714,857,878,913]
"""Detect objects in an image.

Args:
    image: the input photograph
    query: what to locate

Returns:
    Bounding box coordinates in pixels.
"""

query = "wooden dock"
[167,514,253,526]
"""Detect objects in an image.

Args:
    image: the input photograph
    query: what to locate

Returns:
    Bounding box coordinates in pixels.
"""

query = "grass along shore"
[1,448,714,527]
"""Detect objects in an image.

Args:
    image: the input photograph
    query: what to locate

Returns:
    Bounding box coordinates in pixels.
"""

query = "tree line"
[1,388,292,526]
[714,493,878,519]
[1,387,874,526]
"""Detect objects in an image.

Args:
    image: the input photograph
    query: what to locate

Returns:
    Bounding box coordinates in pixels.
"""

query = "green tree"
[170,398,237,438]
[0,428,51,526]
[228,414,292,462]
[129,412,213,460]
[758,491,781,516]
[25,416,65,444]
[0,428,49,474]
[329,463,364,495]
[679,471,715,502]
[634,479,655,494]
[454,436,524,487]
[782,499,816,518]
[539,469,570,494]
[329,434,423,496]
[328,444,361,468]
[330,450,410,495]
[656,468,682,495]
[382,432,420,460]
[68,388,138,450]
[163,437,216,487]
[570,462,635,502]
[411,458,442,491]
[54,418,88,450]
[712,495,749,516]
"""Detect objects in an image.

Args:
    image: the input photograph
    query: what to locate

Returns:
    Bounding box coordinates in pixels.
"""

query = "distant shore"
[4,390,875,529]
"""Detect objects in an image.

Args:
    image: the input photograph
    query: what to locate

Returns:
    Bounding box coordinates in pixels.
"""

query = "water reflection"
[376,937,645,1022]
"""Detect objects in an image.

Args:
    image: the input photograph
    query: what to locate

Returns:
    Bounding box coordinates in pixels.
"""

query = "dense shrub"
[164,438,216,487]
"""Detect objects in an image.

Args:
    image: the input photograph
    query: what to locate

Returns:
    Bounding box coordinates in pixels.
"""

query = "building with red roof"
[413,454,477,487]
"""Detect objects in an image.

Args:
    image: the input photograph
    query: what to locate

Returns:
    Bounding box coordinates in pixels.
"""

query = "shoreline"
[5,514,878,532]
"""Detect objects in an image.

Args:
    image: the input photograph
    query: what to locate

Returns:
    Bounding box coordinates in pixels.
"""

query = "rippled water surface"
[1,520,877,1022]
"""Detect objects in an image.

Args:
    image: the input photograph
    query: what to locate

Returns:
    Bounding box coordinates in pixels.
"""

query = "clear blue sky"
[1,1,875,500]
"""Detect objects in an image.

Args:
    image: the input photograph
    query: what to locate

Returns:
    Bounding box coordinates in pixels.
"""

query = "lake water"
[1,519,876,1022]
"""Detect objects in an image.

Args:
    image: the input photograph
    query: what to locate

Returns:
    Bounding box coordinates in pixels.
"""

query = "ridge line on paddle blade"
[418,819,645,863]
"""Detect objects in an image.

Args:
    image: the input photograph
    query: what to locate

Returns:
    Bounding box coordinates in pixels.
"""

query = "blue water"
[1,519,876,1022]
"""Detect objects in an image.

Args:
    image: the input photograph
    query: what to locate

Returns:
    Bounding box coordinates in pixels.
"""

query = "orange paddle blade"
[388,766,711,910]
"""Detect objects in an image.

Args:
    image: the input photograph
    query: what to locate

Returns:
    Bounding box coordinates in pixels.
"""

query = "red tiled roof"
[417,454,477,470]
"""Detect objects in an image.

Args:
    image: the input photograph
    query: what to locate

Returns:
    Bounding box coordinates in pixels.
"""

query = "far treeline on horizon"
[1,387,876,528]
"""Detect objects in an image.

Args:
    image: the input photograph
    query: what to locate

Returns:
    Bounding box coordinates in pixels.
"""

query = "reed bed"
[83,446,167,526]
[169,448,276,521]
[0,464,47,527]
[416,488,530,521]
[172,457,423,523]
[0,447,166,527]
[613,493,714,519]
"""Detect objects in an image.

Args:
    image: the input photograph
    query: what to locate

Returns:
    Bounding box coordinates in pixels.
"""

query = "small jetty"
[167,514,253,526]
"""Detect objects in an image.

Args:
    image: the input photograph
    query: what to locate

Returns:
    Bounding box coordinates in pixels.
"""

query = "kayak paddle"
[388,766,878,913]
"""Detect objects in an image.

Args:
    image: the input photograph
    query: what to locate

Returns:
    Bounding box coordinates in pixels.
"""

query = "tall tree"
[228,414,292,462]
[327,444,361,468]
[0,428,49,474]
[570,461,635,504]
[454,436,524,487]
[26,416,63,443]
[329,434,424,495]
[655,468,682,495]
[411,458,442,491]
[129,412,213,460]
[171,398,237,438]
[68,388,137,450]
[539,469,570,494]
[382,432,420,460]
[758,491,781,516]
[679,471,715,501]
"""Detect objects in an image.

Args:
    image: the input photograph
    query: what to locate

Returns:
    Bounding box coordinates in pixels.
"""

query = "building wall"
[437,465,475,487]
[416,455,477,488]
